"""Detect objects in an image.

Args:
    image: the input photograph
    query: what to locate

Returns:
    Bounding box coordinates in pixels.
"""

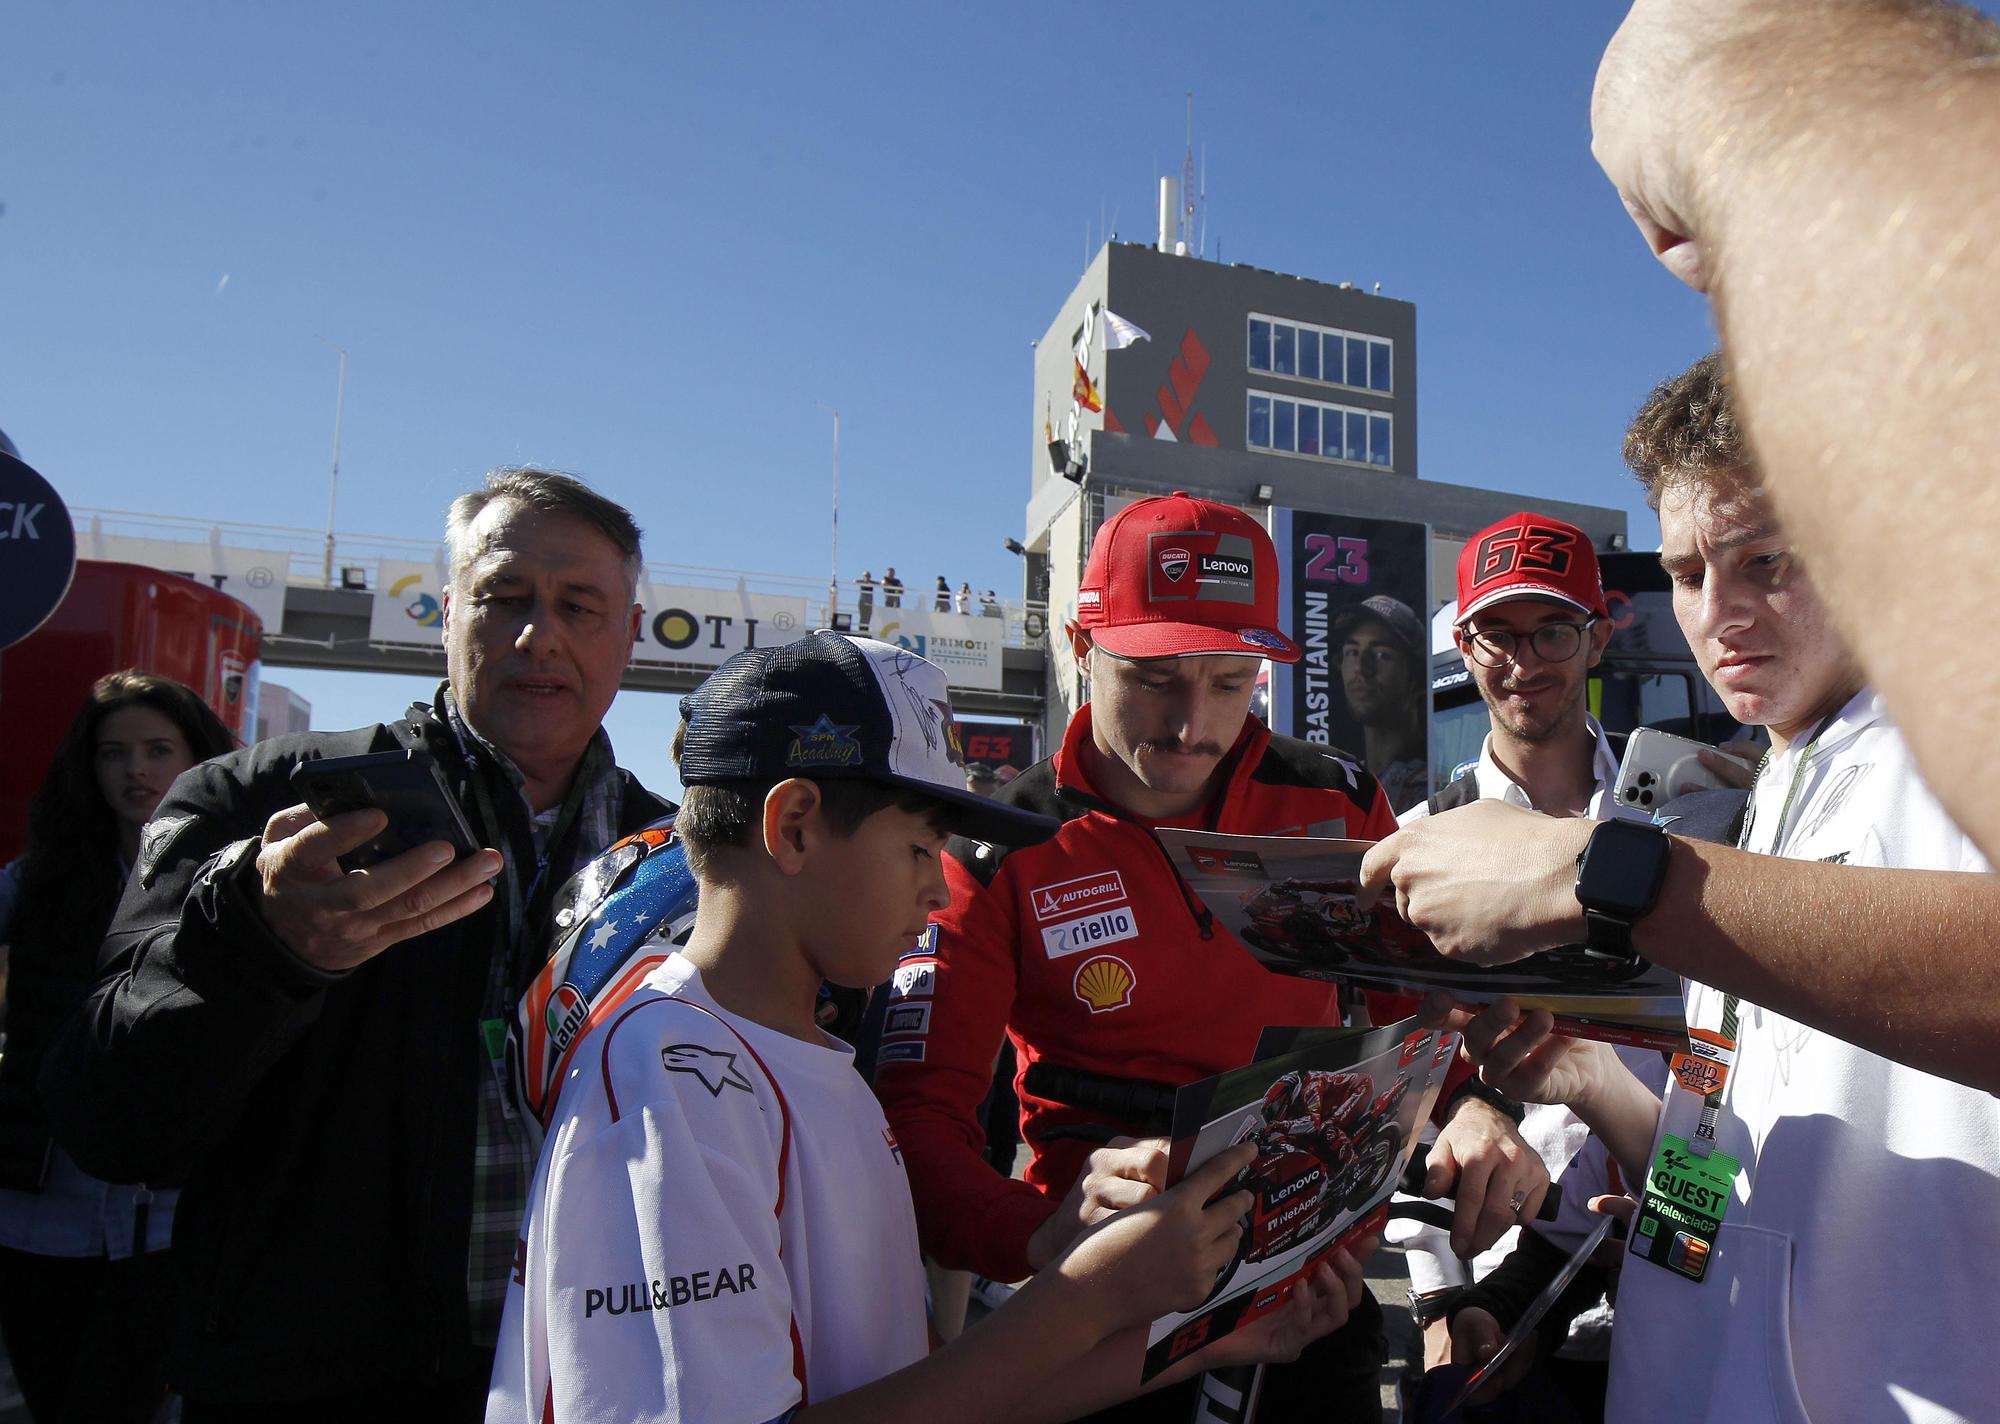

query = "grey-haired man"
[44,469,672,1422]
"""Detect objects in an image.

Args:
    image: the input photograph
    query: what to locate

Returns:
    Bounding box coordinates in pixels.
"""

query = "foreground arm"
[809,1228,1370,1424]
[1363,801,2000,1092]
[1593,0,2000,862]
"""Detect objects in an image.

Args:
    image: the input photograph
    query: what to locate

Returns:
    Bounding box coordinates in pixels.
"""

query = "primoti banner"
[1268,509,1430,817]
[85,531,292,634]
[371,557,448,645]
[871,606,1004,691]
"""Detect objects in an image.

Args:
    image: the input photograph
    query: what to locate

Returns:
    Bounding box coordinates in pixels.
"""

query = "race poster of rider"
[1141,1015,1455,1380]
[1267,509,1430,816]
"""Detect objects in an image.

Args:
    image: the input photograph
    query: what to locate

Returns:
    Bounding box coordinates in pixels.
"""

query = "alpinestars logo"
[1158,547,1191,583]
[661,1044,755,1096]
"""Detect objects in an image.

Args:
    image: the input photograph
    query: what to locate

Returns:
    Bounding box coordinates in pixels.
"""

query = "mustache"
[1136,739,1226,758]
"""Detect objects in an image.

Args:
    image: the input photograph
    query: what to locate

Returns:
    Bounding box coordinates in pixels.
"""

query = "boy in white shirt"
[489,632,1366,1424]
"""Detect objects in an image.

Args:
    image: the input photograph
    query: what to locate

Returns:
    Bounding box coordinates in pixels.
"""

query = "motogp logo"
[1158,547,1191,583]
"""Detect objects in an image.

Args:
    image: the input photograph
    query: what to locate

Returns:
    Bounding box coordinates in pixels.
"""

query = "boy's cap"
[1456,511,1609,624]
[677,631,1058,847]
[1076,491,1300,663]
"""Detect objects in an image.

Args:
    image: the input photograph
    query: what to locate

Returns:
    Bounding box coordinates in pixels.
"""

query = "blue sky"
[14,4,1981,795]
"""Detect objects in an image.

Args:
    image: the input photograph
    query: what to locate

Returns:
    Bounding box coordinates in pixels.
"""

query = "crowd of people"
[3,2,1999,1420]
[852,570,1002,634]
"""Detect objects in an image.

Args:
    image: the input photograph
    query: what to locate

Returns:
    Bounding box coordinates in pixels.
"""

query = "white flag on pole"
[1102,310,1152,350]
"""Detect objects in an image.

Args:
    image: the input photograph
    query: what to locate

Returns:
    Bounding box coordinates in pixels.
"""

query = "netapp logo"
[584,1264,756,1317]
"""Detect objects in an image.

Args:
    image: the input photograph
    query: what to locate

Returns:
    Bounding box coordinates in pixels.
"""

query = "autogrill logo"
[1031,871,1127,922]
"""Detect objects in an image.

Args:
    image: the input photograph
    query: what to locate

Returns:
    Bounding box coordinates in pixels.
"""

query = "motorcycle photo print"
[1141,1016,1455,1381]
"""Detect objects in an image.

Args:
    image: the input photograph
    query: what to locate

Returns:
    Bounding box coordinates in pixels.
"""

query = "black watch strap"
[1582,906,1638,959]
[1447,1071,1526,1125]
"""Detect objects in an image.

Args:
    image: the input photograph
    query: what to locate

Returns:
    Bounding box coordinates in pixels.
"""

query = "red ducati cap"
[1076,491,1300,663]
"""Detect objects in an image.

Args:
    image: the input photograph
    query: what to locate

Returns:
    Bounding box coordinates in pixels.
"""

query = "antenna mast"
[1181,93,1198,254]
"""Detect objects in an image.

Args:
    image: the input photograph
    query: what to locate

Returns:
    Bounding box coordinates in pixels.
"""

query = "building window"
[1248,313,1392,395]
[1248,388,1392,468]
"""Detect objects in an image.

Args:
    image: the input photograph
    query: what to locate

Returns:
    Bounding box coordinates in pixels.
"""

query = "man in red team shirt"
[875,492,1547,1421]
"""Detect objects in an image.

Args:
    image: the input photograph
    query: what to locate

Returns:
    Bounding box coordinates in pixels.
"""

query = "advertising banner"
[1268,510,1430,816]
[371,567,815,672]
[631,582,808,668]
[371,557,448,644]
[870,606,1004,691]
[86,531,292,634]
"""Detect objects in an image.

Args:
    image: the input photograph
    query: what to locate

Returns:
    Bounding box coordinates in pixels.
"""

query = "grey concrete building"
[1022,239,1627,744]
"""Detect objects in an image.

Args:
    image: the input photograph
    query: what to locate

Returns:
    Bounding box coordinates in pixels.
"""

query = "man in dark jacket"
[42,468,671,1422]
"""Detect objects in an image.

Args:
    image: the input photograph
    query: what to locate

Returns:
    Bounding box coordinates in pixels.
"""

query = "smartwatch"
[1573,819,1672,961]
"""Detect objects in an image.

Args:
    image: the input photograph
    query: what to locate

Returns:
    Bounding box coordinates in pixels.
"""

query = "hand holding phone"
[244,751,500,973]
[1612,728,1729,815]
[290,750,479,872]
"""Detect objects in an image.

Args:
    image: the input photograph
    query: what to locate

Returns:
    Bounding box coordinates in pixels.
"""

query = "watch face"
[1579,820,1669,915]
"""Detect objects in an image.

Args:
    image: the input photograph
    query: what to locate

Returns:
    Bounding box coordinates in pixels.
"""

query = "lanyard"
[461,754,587,985]
[1687,715,1835,1157]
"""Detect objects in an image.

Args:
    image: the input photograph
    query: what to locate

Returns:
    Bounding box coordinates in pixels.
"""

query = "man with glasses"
[1414,513,1615,821]
[1336,594,1429,815]
[1390,513,1621,1397]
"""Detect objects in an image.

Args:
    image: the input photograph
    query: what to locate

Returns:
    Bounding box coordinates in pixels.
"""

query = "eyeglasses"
[1461,618,1597,668]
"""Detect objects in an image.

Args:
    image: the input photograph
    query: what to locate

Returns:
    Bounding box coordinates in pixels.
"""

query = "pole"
[321,343,347,588]
[817,404,840,624]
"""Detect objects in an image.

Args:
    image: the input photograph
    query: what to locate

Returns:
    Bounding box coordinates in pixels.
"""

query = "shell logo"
[1073,955,1136,1014]
[391,573,443,628]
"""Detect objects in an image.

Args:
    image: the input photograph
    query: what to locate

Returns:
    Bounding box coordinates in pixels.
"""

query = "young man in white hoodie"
[1366,353,2000,1423]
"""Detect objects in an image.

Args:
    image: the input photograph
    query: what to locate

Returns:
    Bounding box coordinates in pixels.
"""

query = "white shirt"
[1399,714,1622,827]
[1607,689,2000,1424]
[1390,714,1622,1334]
[487,954,928,1423]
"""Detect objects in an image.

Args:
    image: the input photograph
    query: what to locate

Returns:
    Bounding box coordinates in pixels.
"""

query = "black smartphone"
[290,749,481,872]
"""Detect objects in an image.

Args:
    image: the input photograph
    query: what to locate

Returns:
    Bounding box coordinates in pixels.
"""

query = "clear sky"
[13,4,1986,796]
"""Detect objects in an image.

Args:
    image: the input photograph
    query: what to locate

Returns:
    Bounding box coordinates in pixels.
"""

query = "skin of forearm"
[1640,840,2000,1091]
[1570,1047,1665,1187]
[1682,3,2000,863]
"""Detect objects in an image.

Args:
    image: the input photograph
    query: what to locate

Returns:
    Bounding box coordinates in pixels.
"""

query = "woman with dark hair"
[0,670,236,1423]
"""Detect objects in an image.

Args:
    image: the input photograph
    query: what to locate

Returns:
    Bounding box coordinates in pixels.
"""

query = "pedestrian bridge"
[72,507,1051,719]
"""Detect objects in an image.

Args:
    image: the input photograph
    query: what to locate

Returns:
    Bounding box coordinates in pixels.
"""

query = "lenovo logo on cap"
[1157,547,1191,583]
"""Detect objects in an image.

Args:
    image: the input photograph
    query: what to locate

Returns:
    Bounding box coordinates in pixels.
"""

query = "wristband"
[1447,1071,1526,1125]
